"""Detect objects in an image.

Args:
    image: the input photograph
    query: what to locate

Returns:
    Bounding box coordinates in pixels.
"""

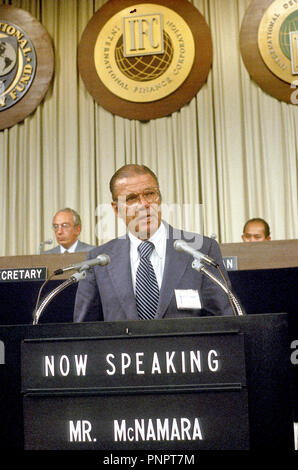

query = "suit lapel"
[106,237,139,320]
[76,240,82,252]
[105,224,202,321]
[76,241,88,252]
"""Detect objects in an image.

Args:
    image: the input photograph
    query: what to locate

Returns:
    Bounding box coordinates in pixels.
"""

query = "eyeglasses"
[116,188,161,206]
[52,223,73,231]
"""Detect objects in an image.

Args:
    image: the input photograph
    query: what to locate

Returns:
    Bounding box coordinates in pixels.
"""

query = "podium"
[0,313,294,450]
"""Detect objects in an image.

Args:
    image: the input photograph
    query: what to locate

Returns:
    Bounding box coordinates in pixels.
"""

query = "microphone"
[38,239,53,254]
[54,254,110,275]
[173,240,218,267]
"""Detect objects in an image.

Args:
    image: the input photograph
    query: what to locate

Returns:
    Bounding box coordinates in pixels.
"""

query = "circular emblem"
[258,1,298,84]
[0,5,54,130]
[0,22,36,110]
[93,4,195,103]
[240,0,298,103]
[78,0,212,120]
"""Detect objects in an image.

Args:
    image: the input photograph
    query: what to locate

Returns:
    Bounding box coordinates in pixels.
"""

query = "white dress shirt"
[60,240,78,253]
[129,222,167,293]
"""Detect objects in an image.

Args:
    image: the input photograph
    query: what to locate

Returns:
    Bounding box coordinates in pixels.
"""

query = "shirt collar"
[129,222,166,261]
[60,240,78,253]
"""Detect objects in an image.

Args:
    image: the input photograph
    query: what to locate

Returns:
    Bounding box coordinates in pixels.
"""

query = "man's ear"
[111,201,119,217]
[75,224,82,236]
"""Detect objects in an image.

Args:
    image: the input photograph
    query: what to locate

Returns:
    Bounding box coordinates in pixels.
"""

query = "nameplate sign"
[223,256,238,271]
[0,267,47,282]
[22,330,249,450]
[23,388,249,450]
[21,331,246,392]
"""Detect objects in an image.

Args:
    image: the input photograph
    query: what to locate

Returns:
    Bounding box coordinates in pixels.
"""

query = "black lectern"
[16,314,294,450]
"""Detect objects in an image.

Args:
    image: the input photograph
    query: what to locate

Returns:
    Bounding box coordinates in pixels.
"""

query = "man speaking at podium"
[73,164,233,322]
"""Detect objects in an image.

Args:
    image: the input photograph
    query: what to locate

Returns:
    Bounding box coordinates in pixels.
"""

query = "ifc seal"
[94,4,195,103]
[78,0,212,120]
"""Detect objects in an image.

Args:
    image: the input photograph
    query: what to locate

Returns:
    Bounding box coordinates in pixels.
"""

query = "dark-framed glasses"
[117,188,161,206]
[52,223,73,231]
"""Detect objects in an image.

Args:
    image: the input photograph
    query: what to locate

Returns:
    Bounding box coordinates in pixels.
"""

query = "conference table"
[0,239,296,325]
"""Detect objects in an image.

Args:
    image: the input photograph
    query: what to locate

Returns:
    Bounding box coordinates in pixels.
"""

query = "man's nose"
[138,194,150,207]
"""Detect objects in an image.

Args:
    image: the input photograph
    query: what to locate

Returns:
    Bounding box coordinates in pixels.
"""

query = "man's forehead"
[245,222,265,233]
[114,173,157,193]
[53,212,73,222]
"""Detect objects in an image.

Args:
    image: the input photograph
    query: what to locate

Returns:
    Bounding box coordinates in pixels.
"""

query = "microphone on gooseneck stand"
[38,239,53,254]
[173,239,219,267]
[53,254,111,275]
[174,240,245,316]
[33,254,111,325]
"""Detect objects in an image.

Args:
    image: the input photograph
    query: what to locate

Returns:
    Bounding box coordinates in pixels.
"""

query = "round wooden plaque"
[240,0,298,104]
[78,0,212,120]
[0,5,54,130]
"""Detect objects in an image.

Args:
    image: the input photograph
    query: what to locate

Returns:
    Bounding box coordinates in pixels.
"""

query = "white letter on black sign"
[69,420,93,442]
[106,354,116,375]
[208,350,219,372]
[60,355,70,376]
[121,353,131,374]
[44,355,55,376]
[74,354,88,375]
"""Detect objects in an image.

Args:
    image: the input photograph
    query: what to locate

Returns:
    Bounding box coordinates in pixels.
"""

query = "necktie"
[136,241,159,320]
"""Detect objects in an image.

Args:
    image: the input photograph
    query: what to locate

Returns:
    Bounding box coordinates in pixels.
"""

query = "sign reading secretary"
[78,0,212,120]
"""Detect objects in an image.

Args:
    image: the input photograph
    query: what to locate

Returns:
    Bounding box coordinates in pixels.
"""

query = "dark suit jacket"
[73,223,234,322]
[43,240,95,254]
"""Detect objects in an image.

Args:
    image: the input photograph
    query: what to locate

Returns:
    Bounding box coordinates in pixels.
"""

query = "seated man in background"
[44,207,95,253]
[73,164,234,322]
[241,218,271,242]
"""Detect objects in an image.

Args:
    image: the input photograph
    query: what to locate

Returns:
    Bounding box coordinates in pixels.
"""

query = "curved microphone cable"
[215,263,238,317]
[33,271,56,324]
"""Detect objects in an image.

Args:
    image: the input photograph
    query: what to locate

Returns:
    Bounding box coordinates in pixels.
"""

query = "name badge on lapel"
[175,289,201,310]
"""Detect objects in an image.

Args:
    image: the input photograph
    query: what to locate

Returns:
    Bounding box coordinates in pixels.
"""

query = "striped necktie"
[135,241,159,320]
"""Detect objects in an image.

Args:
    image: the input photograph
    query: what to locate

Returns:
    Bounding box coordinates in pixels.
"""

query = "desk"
[0,242,297,324]
[0,239,297,278]
[221,239,298,270]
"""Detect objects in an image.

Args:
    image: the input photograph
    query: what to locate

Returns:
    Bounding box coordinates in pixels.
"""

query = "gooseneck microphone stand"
[191,259,245,316]
[33,271,86,325]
